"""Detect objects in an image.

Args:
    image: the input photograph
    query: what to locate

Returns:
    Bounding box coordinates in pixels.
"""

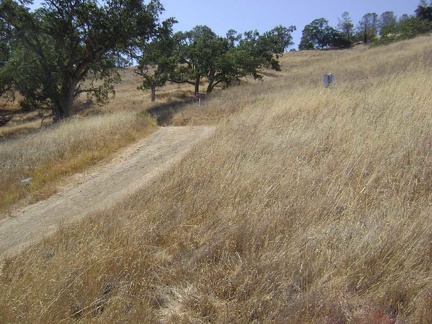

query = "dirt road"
[0,126,215,259]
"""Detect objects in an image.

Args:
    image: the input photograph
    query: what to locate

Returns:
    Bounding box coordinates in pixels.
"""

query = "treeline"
[299,1,432,50]
[0,0,296,120]
[2,1,431,120]
[137,23,296,101]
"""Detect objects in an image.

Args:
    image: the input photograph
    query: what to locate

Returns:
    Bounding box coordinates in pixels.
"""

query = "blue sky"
[30,0,423,48]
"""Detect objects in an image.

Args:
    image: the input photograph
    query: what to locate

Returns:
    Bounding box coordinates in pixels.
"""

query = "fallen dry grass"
[1,36,432,322]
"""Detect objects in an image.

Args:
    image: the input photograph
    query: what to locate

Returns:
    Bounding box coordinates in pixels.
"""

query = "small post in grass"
[195,92,205,106]
[324,73,336,87]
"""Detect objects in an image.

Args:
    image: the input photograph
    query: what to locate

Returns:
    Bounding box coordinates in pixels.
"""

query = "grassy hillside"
[0,67,199,217]
[1,36,432,323]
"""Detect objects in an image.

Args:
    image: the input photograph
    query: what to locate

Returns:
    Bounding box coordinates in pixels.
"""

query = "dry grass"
[88,67,196,115]
[0,66,194,136]
[1,36,432,323]
[0,111,156,217]
[0,66,197,215]
[73,66,202,124]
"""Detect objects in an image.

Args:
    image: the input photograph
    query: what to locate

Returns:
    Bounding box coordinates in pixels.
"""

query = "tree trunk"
[151,83,156,102]
[207,76,214,94]
[206,71,216,93]
[194,76,200,94]
[206,83,213,94]
[53,82,76,121]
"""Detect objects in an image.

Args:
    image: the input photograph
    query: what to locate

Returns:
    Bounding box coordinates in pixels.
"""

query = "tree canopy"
[1,1,296,106]
[136,18,177,102]
[151,24,296,95]
[378,11,398,34]
[357,13,378,43]
[372,3,432,46]
[169,25,229,94]
[302,3,432,50]
[416,1,432,21]
[337,11,354,42]
[299,18,350,50]
[0,0,163,119]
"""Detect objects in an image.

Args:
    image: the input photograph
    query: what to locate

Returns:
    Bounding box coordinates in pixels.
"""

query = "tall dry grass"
[0,111,155,216]
[0,64,198,214]
[1,36,432,323]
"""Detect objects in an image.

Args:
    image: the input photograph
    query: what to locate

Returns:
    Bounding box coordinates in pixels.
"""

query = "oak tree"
[136,18,177,102]
[0,0,163,119]
[299,18,350,50]
[170,25,295,94]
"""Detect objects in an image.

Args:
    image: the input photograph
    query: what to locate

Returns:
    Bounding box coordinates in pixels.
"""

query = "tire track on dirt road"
[0,126,215,260]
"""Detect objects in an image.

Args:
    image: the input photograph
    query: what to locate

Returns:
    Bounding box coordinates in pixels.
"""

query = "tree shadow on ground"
[147,97,198,126]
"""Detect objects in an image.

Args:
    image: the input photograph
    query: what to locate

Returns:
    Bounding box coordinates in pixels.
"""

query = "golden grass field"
[1,35,432,322]
[0,66,200,216]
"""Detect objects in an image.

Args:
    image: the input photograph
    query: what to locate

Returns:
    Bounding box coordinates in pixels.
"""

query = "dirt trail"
[0,126,215,259]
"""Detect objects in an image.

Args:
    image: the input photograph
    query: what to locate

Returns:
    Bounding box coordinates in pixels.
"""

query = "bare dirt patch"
[0,126,215,259]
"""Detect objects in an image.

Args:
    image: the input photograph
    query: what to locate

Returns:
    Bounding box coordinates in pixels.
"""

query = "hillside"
[0,67,194,138]
[1,36,432,323]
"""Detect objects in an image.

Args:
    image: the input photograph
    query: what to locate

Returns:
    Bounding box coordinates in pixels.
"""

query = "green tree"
[299,18,329,50]
[169,25,227,94]
[416,1,432,21]
[0,0,163,119]
[168,25,295,94]
[226,29,242,47]
[357,13,379,43]
[397,15,432,37]
[211,30,259,83]
[0,20,10,68]
[299,18,350,50]
[337,11,354,42]
[231,30,265,79]
[260,25,296,70]
[373,10,432,46]
[211,25,294,90]
[298,36,314,50]
[136,18,177,102]
[399,14,410,22]
[208,27,291,89]
[0,17,13,99]
[379,11,398,34]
